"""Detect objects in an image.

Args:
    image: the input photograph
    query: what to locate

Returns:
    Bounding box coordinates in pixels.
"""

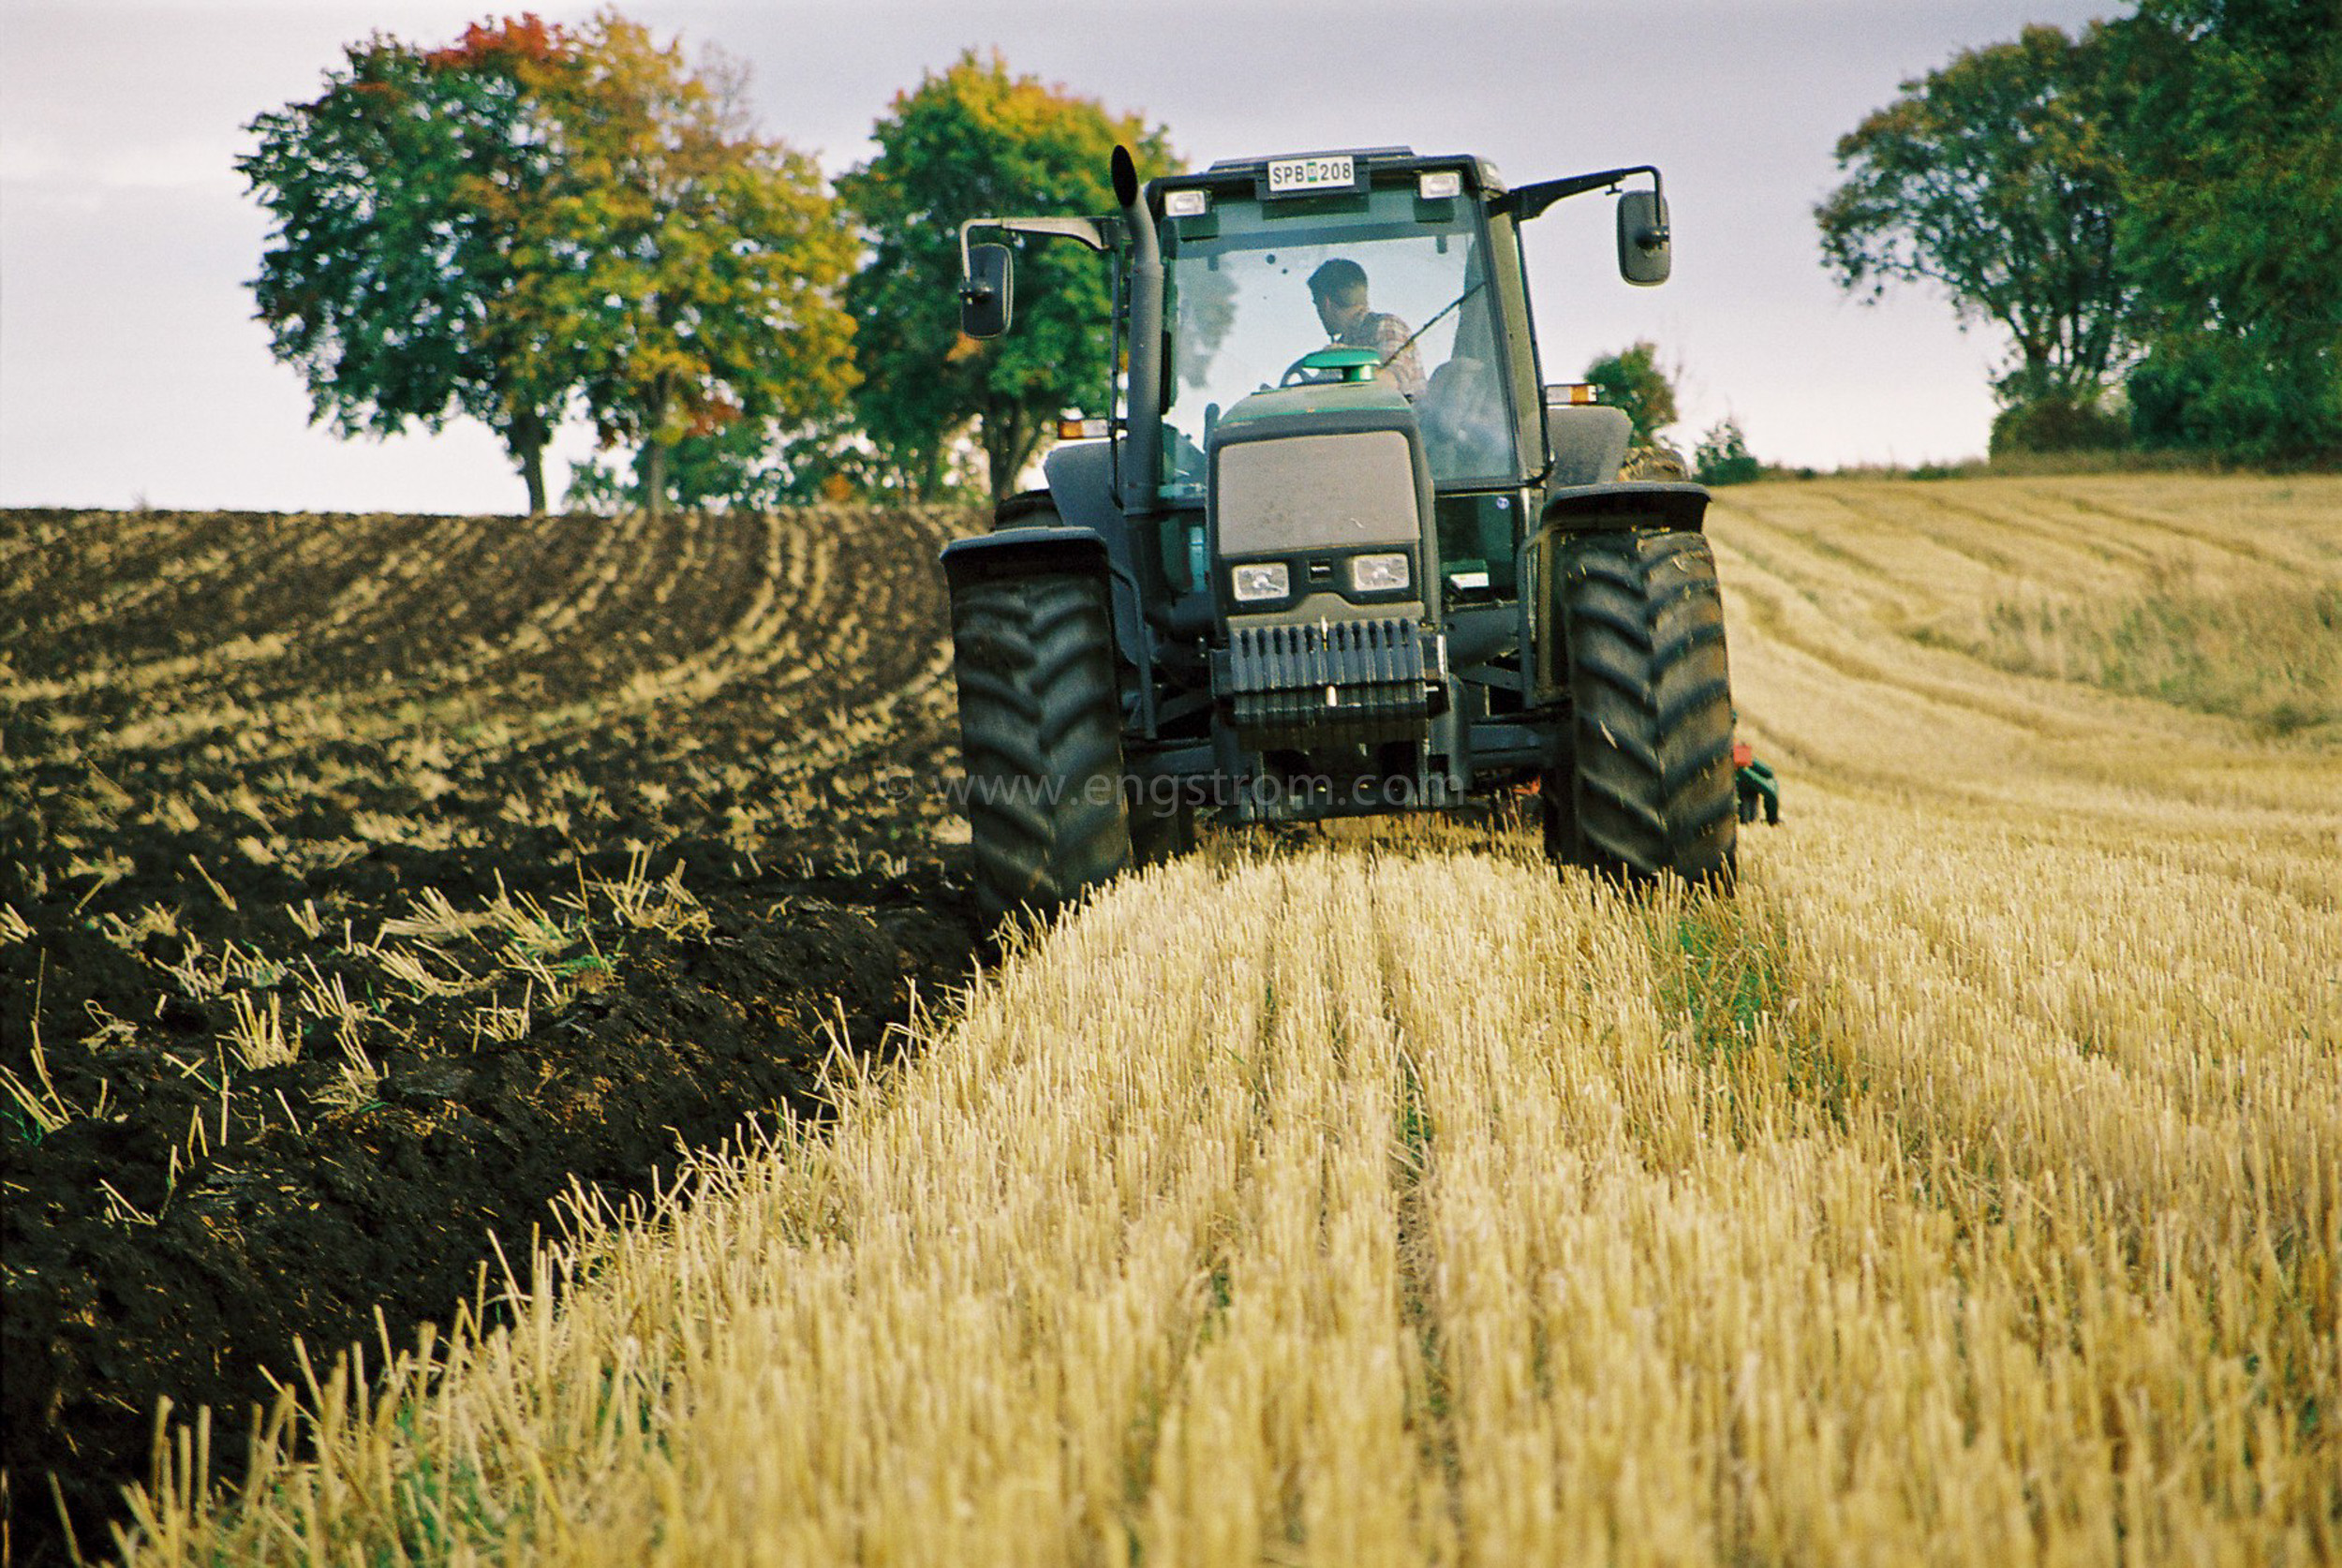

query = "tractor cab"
[1151,155,1545,636]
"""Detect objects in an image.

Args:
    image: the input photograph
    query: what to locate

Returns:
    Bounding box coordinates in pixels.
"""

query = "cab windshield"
[1159,181,1518,500]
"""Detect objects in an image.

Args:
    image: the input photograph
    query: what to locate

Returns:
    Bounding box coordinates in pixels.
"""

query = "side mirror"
[960,243,1014,338]
[1616,190,1671,286]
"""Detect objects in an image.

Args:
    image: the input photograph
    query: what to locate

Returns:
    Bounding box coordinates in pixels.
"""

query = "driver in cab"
[1307,259,1426,398]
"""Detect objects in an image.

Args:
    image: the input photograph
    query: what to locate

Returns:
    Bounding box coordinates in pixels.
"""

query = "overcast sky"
[1,0,2120,513]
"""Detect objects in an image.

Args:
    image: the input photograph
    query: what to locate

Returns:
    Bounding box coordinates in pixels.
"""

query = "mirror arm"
[1498,164,1663,225]
[957,215,1116,280]
[1637,170,1670,253]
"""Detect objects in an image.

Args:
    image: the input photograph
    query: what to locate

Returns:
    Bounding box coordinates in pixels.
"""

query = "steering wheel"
[1280,346,1383,388]
[1281,354,1332,388]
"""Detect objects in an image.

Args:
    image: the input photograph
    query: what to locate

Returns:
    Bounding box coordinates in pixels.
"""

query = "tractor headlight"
[1346,552,1411,593]
[1231,562,1290,602]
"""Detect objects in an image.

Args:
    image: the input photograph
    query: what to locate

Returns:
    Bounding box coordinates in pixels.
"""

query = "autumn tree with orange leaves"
[534,14,854,515]
[241,12,852,514]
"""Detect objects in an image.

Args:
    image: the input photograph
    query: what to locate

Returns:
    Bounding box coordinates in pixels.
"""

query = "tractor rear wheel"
[950,568,1134,926]
[1543,528,1738,888]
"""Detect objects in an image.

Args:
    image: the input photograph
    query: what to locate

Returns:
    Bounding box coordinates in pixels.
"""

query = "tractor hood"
[1204,374,1438,632]
[1207,380,1434,582]
[1216,377,1415,432]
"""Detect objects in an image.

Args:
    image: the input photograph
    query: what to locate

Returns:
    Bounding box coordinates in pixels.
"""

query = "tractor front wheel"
[950,568,1134,927]
[1542,528,1738,888]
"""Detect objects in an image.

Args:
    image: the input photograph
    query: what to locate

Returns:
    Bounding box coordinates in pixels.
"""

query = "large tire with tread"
[1542,528,1737,888]
[951,568,1133,926]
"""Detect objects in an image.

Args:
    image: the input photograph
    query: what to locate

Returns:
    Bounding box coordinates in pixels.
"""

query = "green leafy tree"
[2107,0,2342,461]
[240,18,579,511]
[838,52,1176,503]
[1987,393,2131,456]
[1694,418,1763,485]
[1815,25,2135,419]
[1584,341,1679,447]
[535,14,856,517]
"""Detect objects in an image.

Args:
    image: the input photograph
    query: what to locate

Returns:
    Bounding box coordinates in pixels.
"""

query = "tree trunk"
[640,379,672,521]
[983,407,1022,509]
[642,439,668,521]
[508,412,550,515]
[1006,421,1048,508]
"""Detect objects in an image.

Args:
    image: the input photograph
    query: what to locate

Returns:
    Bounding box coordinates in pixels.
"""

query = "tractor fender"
[1545,403,1633,488]
[942,521,1155,736]
[1536,481,1711,536]
[1039,440,1123,538]
[946,442,1127,607]
[941,525,1113,592]
[1041,439,1150,673]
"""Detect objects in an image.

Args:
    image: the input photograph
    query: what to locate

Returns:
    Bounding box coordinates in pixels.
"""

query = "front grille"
[1222,617,1436,745]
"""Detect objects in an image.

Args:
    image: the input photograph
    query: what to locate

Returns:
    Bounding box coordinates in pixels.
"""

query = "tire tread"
[950,567,1133,925]
[1547,529,1738,888]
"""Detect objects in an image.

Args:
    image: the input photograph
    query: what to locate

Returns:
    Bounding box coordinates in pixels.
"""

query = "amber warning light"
[1058,415,1111,440]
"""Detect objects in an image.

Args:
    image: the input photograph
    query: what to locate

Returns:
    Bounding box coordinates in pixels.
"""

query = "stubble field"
[7,474,2339,1564]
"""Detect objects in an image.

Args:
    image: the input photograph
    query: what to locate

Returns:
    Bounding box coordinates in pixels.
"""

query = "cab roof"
[1174,149,1507,199]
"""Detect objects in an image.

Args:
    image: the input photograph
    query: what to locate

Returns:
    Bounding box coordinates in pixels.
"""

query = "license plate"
[1267,155,1356,195]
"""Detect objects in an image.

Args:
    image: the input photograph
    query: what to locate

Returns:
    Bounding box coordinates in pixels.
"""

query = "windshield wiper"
[1383,279,1486,372]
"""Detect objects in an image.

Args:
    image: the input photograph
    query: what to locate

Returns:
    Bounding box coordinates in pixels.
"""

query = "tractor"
[946,144,1739,925]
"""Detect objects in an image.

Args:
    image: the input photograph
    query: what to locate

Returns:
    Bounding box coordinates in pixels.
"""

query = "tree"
[242,11,854,516]
[1815,25,2135,419]
[532,14,856,517]
[2106,0,2342,461]
[1584,341,1679,448]
[241,18,579,510]
[837,52,1176,504]
[1694,418,1762,485]
[1988,393,2130,456]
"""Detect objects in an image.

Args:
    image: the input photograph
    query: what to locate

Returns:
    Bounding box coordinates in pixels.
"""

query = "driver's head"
[1309,259,1371,337]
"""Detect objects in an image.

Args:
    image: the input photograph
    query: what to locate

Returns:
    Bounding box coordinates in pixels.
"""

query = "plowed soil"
[0,506,980,1564]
